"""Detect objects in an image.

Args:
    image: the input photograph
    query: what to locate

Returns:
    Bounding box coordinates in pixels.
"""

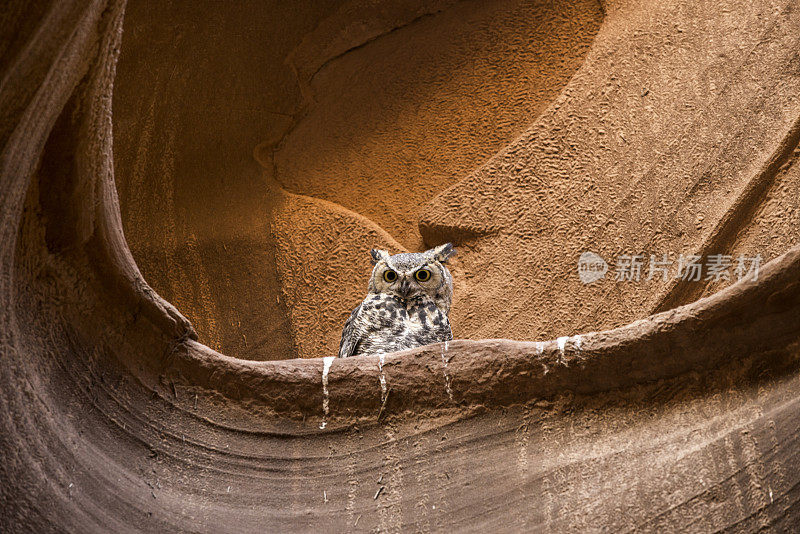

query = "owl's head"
[367,243,456,312]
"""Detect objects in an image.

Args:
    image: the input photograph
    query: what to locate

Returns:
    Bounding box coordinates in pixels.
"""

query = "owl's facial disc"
[392,266,439,300]
[369,251,451,306]
[385,269,423,301]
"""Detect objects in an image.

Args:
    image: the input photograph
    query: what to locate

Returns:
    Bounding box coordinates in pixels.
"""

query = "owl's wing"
[338,303,363,358]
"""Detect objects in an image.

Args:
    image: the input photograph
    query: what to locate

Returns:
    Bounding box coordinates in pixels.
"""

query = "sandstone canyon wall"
[1,0,799,531]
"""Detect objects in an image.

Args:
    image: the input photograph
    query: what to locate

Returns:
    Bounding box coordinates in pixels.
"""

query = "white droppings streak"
[378,353,388,405]
[535,341,545,355]
[319,356,335,429]
[441,341,454,402]
[345,454,359,524]
[556,336,571,366]
[557,336,569,355]
[555,335,582,365]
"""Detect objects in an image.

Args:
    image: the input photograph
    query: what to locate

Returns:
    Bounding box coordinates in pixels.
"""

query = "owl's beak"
[397,278,412,299]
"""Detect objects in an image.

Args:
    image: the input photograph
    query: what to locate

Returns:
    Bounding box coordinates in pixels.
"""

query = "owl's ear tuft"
[429,243,456,263]
[370,248,390,265]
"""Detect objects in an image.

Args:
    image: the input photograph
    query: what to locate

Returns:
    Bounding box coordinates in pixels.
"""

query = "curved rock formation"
[1,0,799,532]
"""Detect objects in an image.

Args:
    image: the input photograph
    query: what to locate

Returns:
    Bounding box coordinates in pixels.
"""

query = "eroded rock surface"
[1,0,799,532]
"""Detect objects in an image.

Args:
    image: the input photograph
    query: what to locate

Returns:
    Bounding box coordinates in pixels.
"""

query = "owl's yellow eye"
[414,268,431,282]
[383,270,398,283]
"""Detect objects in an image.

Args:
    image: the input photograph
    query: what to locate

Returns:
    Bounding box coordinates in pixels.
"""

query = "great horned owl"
[338,243,456,358]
